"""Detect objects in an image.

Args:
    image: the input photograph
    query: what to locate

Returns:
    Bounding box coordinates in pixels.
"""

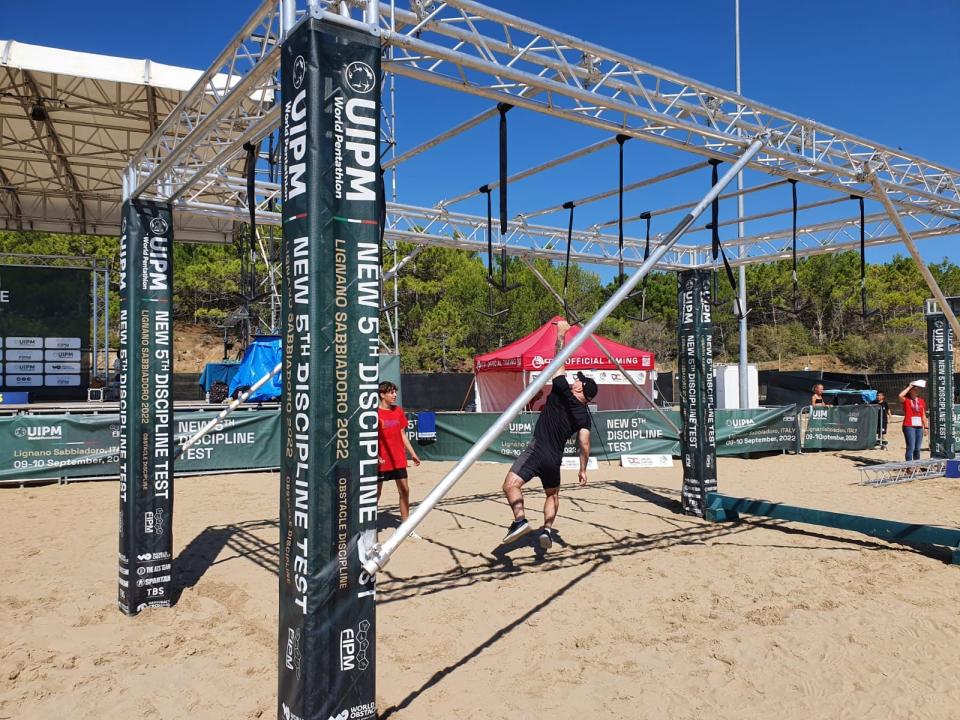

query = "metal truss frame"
[124,0,960,278]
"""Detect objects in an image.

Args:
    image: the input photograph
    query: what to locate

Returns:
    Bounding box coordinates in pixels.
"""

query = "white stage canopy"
[0,40,242,241]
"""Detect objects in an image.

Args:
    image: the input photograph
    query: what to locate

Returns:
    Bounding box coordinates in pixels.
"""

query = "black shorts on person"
[509,440,561,490]
[378,468,408,484]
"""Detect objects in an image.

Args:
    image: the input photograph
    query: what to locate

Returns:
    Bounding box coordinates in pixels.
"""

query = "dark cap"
[576,371,598,401]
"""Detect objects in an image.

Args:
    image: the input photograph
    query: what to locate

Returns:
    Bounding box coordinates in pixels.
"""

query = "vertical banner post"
[678,269,718,516]
[279,18,380,720]
[117,199,174,615]
[927,311,955,459]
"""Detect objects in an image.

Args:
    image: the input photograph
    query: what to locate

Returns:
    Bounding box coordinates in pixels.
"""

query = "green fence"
[1,410,279,482]
[411,405,804,462]
[1,403,895,483]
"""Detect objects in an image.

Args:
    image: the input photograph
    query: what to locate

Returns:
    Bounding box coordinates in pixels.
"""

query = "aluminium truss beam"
[125,0,283,200]
[438,136,617,208]
[172,188,958,271]
[376,0,960,218]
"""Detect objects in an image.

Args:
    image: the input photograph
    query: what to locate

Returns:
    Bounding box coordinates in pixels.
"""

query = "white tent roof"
[0,40,238,241]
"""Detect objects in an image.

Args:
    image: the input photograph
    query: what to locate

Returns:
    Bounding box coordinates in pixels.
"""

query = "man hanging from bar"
[500,319,597,550]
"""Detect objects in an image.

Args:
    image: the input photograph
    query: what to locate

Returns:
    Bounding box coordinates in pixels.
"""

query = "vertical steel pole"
[361,137,766,578]
[735,0,750,409]
[280,0,296,37]
[104,266,110,384]
[92,263,99,380]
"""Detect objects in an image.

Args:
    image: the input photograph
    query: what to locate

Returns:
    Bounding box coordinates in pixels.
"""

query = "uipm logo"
[23,425,63,440]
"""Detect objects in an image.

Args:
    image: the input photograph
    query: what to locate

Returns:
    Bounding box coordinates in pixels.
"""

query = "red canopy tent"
[473,316,656,412]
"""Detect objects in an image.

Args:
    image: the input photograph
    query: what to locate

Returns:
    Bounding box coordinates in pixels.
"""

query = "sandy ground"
[3,429,960,720]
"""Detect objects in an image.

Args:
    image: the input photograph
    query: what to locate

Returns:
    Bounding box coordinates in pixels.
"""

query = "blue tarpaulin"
[228,336,282,402]
[198,361,241,393]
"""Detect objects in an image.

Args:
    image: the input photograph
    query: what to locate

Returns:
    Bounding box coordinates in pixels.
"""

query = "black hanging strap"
[789,179,799,307]
[242,140,259,302]
[851,194,876,319]
[706,159,746,318]
[562,201,575,317]
[480,184,494,282]
[480,182,517,293]
[498,103,512,236]
[616,134,629,285]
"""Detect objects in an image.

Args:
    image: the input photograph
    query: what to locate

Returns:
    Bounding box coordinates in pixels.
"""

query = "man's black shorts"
[378,468,408,484]
[509,440,561,490]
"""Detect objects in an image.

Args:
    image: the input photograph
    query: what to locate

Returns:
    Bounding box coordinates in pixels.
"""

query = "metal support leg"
[360,136,766,579]
[872,178,960,343]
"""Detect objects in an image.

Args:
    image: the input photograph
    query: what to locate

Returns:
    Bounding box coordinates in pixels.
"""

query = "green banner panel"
[118,199,174,615]
[0,264,91,400]
[801,404,879,450]
[412,407,798,462]
[927,314,955,458]
[1,406,807,485]
[0,410,279,482]
[677,270,717,516]
[279,19,379,720]
[716,405,799,456]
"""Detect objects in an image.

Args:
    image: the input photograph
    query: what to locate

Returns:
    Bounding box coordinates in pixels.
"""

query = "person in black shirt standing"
[501,319,597,550]
[872,391,890,448]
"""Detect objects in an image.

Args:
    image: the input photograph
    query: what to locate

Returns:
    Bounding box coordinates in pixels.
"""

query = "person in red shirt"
[378,381,420,529]
[898,380,928,462]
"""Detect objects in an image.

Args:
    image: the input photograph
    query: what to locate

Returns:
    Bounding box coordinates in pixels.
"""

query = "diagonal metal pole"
[360,136,765,579]
[173,362,282,460]
[871,178,960,343]
[520,256,680,434]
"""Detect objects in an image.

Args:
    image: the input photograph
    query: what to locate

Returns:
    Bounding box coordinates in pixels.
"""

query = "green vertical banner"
[927,313,954,458]
[117,200,174,615]
[279,19,379,720]
[678,270,717,516]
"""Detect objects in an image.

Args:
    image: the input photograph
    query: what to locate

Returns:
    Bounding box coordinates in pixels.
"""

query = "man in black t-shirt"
[872,391,890,447]
[501,320,597,550]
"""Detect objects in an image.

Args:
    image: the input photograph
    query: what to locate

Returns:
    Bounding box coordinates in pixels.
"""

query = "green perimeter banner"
[411,406,800,462]
[927,314,955,458]
[279,19,379,720]
[801,405,879,450]
[118,200,173,616]
[0,410,279,481]
[0,407,802,484]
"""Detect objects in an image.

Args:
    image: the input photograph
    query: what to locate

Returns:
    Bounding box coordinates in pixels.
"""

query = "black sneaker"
[538,528,553,550]
[502,518,531,544]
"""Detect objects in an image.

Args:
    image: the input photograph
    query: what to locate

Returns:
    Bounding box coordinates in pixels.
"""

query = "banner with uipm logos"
[279,19,379,720]
[677,270,717,516]
[927,312,955,458]
[118,200,174,615]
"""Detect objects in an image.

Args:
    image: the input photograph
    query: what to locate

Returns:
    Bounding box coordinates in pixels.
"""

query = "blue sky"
[6,1,959,274]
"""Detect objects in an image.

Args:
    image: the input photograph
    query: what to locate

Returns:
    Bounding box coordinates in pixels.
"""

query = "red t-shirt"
[902,396,926,428]
[378,404,409,472]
